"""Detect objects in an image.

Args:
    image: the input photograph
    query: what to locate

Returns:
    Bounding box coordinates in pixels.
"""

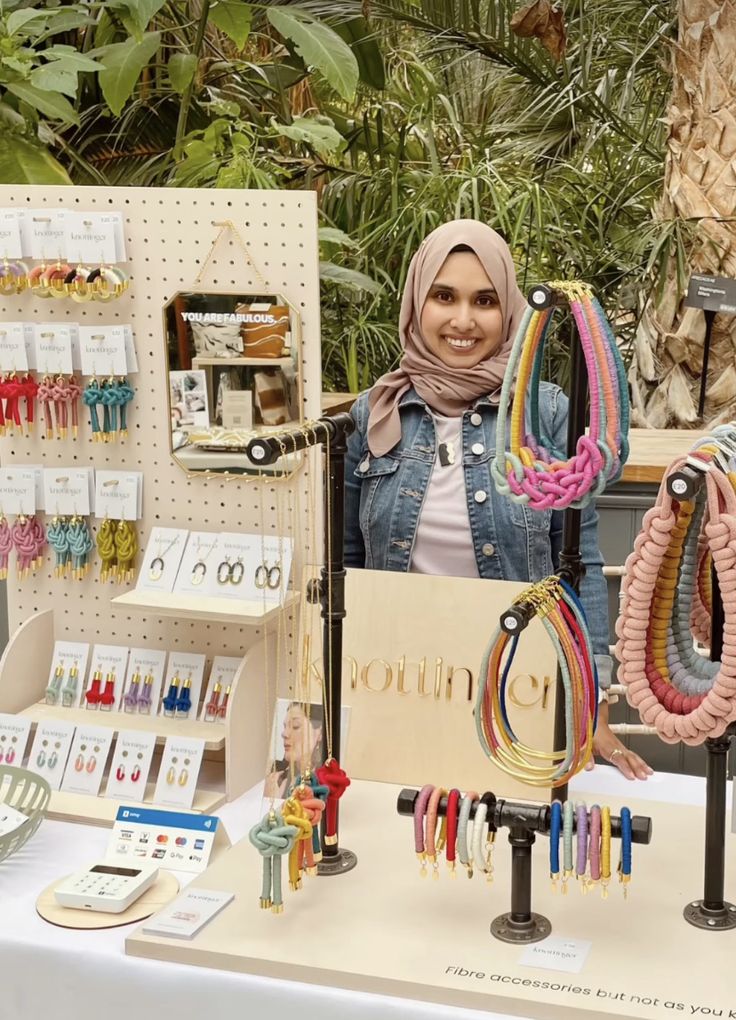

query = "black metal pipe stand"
[397,788,651,944]
[247,413,358,876]
[664,464,736,930]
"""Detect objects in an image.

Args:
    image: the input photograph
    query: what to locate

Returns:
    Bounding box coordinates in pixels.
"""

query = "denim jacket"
[344,382,612,684]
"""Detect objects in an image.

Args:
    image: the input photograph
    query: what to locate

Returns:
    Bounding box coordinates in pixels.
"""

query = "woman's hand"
[591,702,654,781]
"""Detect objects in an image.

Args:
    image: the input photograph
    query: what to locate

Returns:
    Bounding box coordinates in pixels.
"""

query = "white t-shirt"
[409,414,480,578]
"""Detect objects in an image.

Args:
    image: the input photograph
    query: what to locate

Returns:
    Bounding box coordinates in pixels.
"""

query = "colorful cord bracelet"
[413,783,434,877]
[491,280,629,511]
[588,804,601,889]
[549,799,562,890]
[575,802,588,890]
[601,806,612,898]
[616,444,736,743]
[445,788,461,875]
[562,799,574,894]
[619,806,632,896]
[476,576,598,786]
[426,786,448,879]
[482,792,497,883]
[457,791,479,879]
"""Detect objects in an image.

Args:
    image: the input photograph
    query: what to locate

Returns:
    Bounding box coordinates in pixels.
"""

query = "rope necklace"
[616,444,736,744]
[491,281,629,511]
[475,575,598,787]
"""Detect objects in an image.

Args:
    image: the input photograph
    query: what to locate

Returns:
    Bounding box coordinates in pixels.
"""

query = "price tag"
[0,323,30,372]
[0,210,24,260]
[64,212,118,265]
[23,210,67,261]
[94,471,142,521]
[43,468,92,516]
[0,468,36,515]
[34,324,74,375]
[78,326,128,377]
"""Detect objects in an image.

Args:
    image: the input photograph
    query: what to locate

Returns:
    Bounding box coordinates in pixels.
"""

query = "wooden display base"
[38,871,180,930]
[128,779,736,1020]
[111,589,298,625]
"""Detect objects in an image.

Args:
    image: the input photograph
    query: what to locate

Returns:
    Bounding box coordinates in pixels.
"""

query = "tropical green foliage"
[0,0,677,392]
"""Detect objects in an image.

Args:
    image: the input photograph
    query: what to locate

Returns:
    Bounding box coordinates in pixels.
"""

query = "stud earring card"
[45,641,90,709]
[0,713,32,766]
[153,736,205,810]
[159,652,206,721]
[28,720,76,791]
[122,648,167,718]
[172,530,220,598]
[60,724,114,796]
[199,656,243,722]
[105,730,158,803]
[136,527,189,593]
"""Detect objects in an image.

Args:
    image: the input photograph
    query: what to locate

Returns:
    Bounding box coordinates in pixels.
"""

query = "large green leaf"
[332,17,385,91]
[42,46,104,72]
[272,115,345,157]
[107,0,168,32]
[318,227,359,249]
[97,32,161,116]
[6,8,50,37]
[30,64,78,98]
[319,261,381,294]
[267,8,358,102]
[0,137,72,185]
[168,53,197,95]
[210,1,252,50]
[6,82,79,125]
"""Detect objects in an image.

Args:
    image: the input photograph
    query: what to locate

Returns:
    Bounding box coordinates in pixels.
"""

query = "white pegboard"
[0,184,322,664]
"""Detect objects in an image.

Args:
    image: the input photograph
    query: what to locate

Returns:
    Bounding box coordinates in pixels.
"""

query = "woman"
[344,220,651,781]
[264,702,324,799]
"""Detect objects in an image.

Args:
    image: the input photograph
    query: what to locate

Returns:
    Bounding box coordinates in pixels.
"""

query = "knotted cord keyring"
[475,576,598,786]
[491,281,629,511]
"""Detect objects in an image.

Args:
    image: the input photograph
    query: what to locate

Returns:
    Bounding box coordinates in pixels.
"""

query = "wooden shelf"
[19,701,227,750]
[111,588,298,625]
[47,784,225,827]
[192,356,292,367]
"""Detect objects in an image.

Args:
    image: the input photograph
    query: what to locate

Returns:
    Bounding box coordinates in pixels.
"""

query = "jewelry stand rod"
[663,467,736,931]
[247,414,358,875]
[397,788,651,945]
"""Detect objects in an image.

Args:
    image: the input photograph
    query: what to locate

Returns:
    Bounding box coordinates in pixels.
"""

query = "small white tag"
[519,936,592,974]
[34,324,74,375]
[94,470,141,521]
[0,804,28,836]
[63,212,118,264]
[142,888,234,938]
[105,730,158,802]
[43,468,92,517]
[46,640,91,709]
[88,644,130,713]
[78,325,128,377]
[159,652,206,721]
[27,719,76,791]
[137,527,189,594]
[24,209,67,261]
[0,713,32,766]
[111,212,127,262]
[60,724,115,797]
[153,737,206,810]
[0,323,29,372]
[0,468,36,515]
[0,210,24,260]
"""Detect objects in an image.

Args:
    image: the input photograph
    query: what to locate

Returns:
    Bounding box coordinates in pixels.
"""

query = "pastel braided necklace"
[616,450,736,744]
[475,576,598,787]
[491,281,629,511]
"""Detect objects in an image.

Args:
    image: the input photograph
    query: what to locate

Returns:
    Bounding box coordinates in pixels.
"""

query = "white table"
[0,767,714,1020]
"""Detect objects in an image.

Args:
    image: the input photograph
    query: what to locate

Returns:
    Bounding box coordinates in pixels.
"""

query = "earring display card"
[42,468,93,518]
[78,325,129,378]
[122,648,167,718]
[60,724,114,797]
[34,324,74,376]
[44,640,91,709]
[0,468,36,515]
[0,713,32,766]
[87,645,130,713]
[108,806,220,873]
[94,471,143,522]
[105,730,158,802]
[199,656,242,722]
[159,652,206,721]
[153,737,206,810]
[0,322,33,372]
[239,533,294,604]
[210,532,259,603]
[137,527,189,594]
[172,530,220,598]
[23,209,66,259]
[28,719,76,791]
[0,209,24,259]
[63,211,125,264]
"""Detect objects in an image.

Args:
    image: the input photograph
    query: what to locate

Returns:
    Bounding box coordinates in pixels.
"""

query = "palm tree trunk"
[629,0,736,428]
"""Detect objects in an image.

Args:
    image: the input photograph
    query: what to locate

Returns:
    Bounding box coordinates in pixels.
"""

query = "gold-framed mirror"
[164,290,304,477]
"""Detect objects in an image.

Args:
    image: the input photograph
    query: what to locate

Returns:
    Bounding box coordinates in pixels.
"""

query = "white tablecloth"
[0,767,712,1020]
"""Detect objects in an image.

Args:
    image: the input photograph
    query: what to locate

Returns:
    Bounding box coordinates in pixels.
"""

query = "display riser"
[0,609,274,823]
[128,778,736,1020]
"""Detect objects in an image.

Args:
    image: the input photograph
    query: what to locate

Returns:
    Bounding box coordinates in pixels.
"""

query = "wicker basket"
[0,766,50,863]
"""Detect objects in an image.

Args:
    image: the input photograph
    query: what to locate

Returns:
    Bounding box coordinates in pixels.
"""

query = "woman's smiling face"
[419,250,504,369]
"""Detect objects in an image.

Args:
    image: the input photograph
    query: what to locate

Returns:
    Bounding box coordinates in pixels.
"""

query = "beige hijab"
[366,219,527,457]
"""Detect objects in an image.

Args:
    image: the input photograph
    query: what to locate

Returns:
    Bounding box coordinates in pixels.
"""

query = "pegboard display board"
[0,185,321,661]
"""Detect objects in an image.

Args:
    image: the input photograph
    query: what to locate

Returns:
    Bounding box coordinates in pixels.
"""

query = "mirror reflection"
[164,290,303,475]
